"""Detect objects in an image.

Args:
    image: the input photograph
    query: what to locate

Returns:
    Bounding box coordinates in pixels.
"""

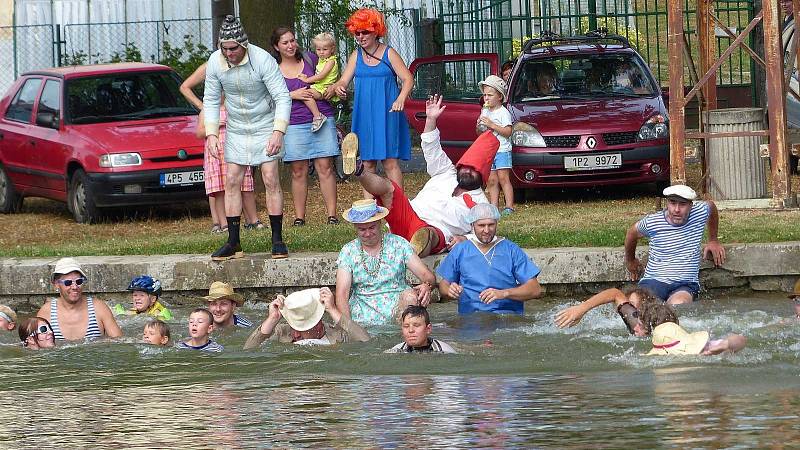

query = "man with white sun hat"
[243,287,370,348]
[624,184,725,305]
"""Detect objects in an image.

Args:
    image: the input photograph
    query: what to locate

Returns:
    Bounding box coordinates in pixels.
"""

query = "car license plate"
[160,170,204,186]
[564,153,622,171]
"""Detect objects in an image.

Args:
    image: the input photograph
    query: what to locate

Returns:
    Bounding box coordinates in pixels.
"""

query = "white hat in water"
[662,184,697,202]
[280,288,324,332]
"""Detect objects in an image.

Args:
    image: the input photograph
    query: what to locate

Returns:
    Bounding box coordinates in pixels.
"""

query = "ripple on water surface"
[0,291,798,448]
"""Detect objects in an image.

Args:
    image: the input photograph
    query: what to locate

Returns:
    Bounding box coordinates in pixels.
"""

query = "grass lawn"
[1,167,799,257]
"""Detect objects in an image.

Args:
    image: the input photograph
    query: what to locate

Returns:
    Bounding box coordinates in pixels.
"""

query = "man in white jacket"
[346,95,499,257]
[204,15,292,261]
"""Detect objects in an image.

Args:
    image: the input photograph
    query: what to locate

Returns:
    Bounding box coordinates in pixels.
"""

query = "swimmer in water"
[642,302,746,355]
[386,305,456,354]
[176,308,223,353]
[142,319,171,346]
[0,305,17,331]
[19,317,55,350]
[555,287,659,336]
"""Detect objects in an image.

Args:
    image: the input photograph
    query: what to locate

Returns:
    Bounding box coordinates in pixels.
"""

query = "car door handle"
[414,112,427,120]
[0,133,3,140]
[29,140,36,146]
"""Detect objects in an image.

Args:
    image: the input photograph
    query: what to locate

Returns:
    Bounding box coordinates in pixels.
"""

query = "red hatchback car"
[405,33,670,191]
[0,62,205,223]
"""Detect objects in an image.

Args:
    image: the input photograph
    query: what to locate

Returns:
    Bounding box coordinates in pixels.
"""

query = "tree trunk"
[211,0,236,44]
[238,0,296,48]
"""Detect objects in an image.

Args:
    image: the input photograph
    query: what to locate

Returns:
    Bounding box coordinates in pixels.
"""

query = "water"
[1,291,799,448]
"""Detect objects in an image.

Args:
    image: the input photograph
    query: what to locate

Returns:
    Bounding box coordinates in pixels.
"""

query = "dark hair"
[401,305,430,325]
[270,26,302,64]
[145,319,171,340]
[501,60,515,72]
[18,317,52,346]
[623,287,659,307]
[191,308,214,324]
[639,302,679,336]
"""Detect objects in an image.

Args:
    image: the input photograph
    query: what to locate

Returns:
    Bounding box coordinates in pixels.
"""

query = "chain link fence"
[0,24,56,95]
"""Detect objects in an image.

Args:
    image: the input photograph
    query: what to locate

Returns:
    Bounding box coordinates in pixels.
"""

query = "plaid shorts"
[204,142,255,195]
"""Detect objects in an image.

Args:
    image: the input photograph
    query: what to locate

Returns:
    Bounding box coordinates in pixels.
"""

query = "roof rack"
[521,28,631,54]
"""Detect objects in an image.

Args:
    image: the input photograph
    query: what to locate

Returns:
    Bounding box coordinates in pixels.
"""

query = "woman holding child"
[270,26,340,226]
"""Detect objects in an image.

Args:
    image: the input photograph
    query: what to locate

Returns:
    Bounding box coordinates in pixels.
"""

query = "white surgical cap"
[466,203,500,224]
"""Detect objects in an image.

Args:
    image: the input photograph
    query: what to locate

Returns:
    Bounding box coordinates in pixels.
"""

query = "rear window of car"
[412,59,492,102]
[65,71,197,124]
[512,52,657,102]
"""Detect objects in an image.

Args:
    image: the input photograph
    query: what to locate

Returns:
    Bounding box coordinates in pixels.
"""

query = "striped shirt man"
[637,201,711,285]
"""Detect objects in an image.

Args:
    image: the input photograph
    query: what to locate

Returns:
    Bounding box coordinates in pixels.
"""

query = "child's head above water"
[312,32,336,59]
[400,305,432,348]
[0,305,17,331]
[143,319,170,346]
[127,275,162,314]
[188,308,215,342]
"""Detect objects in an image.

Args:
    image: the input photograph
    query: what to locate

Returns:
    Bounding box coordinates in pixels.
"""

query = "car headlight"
[99,153,142,167]
[638,115,669,140]
[511,122,546,147]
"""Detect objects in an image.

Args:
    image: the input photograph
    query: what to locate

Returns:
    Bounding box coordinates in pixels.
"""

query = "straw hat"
[52,257,86,279]
[788,278,800,299]
[647,322,709,356]
[203,281,244,306]
[279,288,324,332]
[342,199,389,224]
[478,74,508,101]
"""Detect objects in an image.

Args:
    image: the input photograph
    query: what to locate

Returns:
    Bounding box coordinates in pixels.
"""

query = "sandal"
[211,224,223,234]
[292,218,306,227]
[311,116,327,133]
[501,207,515,216]
[243,220,265,230]
[327,216,340,225]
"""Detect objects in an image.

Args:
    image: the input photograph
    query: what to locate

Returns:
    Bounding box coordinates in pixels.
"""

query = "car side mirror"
[36,111,60,129]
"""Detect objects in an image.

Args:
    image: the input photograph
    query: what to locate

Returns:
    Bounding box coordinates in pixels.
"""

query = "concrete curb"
[3,242,799,308]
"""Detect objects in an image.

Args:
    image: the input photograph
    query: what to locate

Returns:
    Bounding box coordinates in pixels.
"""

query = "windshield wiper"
[70,114,132,124]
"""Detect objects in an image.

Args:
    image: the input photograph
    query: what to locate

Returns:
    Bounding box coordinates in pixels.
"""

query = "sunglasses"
[56,277,86,287]
[28,324,53,339]
[221,44,241,52]
[354,30,373,37]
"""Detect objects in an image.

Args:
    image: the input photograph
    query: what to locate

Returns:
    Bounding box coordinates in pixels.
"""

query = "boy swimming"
[142,319,171,346]
[113,275,173,321]
[386,305,456,353]
[176,308,223,353]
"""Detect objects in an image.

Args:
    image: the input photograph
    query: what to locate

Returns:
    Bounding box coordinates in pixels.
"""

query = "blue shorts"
[638,279,700,302]
[282,118,339,163]
[491,151,512,170]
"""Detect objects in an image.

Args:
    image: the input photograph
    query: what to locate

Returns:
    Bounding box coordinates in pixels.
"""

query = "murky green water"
[1,291,798,448]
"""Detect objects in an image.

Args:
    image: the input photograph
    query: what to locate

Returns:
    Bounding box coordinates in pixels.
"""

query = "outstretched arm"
[420,95,455,177]
[329,50,357,99]
[703,200,726,266]
[180,63,207,110]
[555,288,627,328]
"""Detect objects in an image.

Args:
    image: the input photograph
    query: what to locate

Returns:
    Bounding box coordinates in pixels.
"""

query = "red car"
[0,62,205,223]
[405,33,670,190]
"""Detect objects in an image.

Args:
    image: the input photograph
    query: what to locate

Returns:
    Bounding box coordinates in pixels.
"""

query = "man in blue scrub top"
[437,204,542,314]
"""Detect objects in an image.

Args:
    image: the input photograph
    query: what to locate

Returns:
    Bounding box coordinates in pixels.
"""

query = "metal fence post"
[55,24,64,67]
[587,0,598,31]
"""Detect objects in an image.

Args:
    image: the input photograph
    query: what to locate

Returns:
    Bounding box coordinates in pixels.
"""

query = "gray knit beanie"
[219,15,249,48]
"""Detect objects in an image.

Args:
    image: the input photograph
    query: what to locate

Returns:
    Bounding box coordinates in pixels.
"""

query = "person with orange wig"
[327,8,414,189]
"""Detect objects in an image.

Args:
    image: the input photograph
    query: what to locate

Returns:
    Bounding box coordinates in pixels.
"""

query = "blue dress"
[351,47,411,161]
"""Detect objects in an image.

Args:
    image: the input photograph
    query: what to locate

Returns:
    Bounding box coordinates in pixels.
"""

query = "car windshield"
[66,71,197,124]
[511,53,657,102]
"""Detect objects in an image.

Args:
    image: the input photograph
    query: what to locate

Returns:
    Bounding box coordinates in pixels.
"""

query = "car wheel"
[0,164,23,213]
[68,169,99,223]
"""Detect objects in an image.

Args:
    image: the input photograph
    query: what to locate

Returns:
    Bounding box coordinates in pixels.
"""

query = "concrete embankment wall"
[2,242,799,310]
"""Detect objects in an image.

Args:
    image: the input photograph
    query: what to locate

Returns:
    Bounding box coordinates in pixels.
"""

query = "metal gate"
[438,0,756,87]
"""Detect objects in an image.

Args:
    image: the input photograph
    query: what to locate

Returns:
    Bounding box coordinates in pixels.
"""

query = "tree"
[238,0,295,48]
